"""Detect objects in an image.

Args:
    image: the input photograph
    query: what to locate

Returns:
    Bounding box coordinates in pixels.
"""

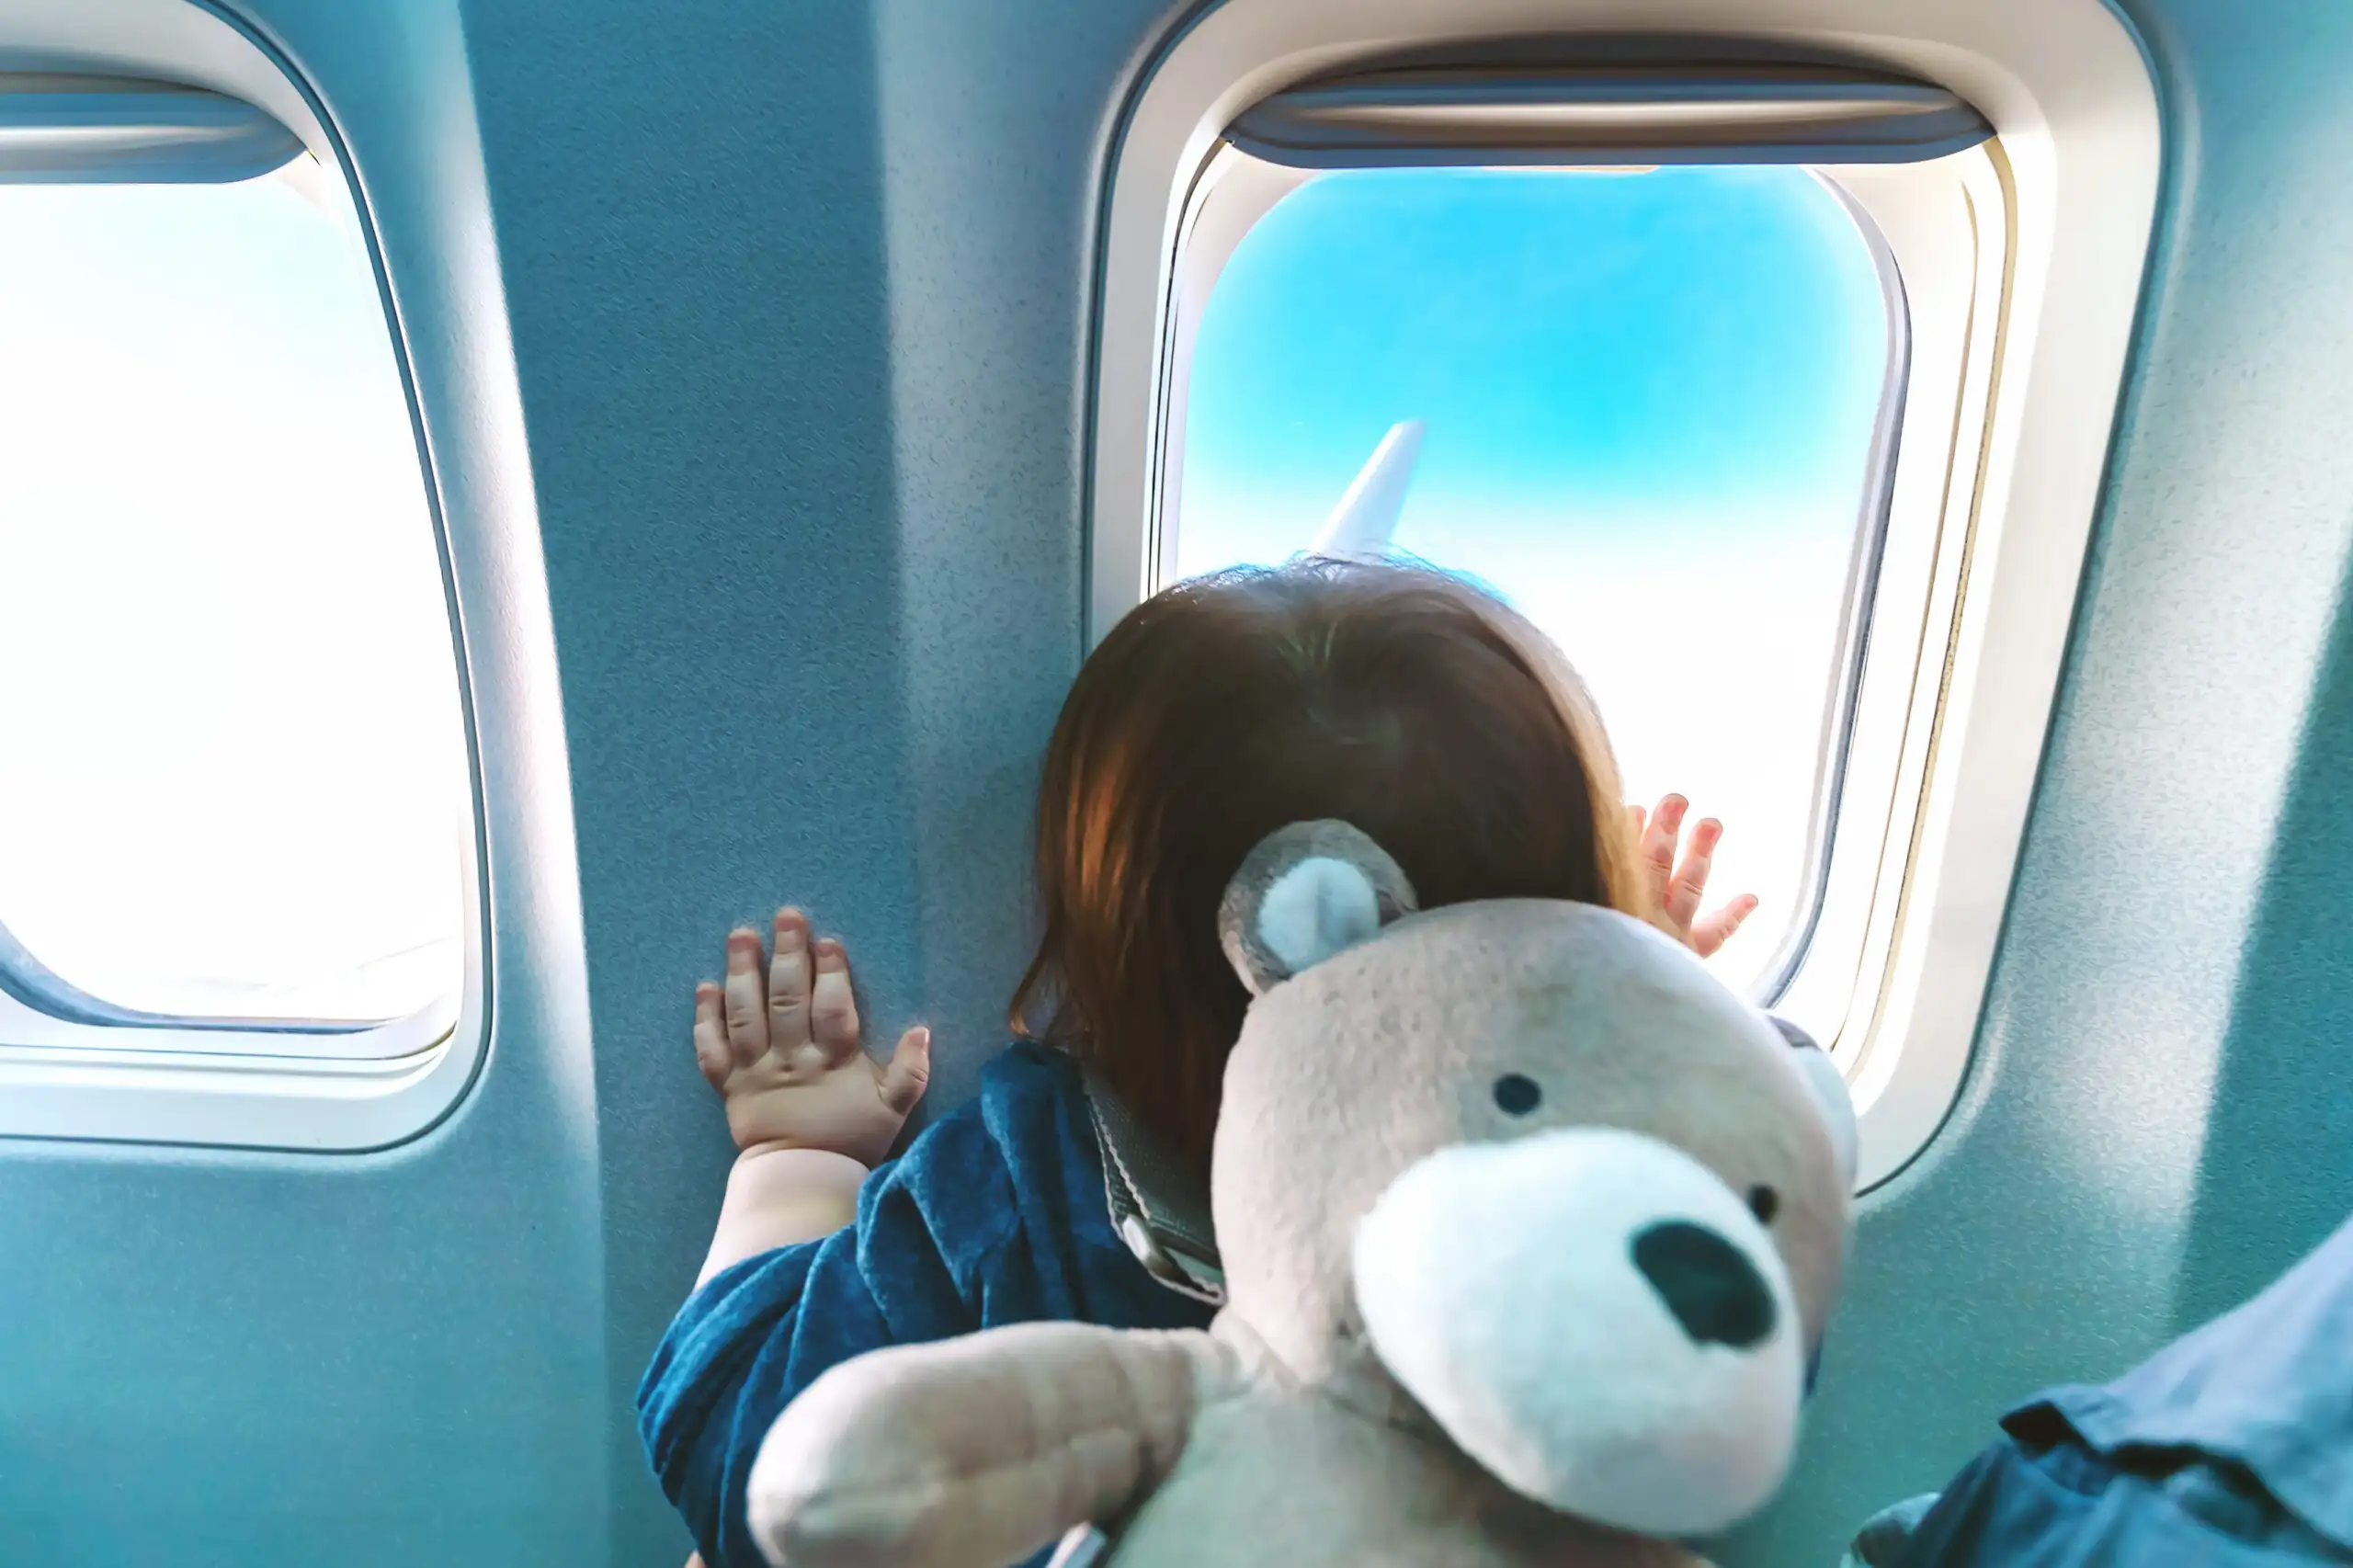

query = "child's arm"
[690,909,931,1288]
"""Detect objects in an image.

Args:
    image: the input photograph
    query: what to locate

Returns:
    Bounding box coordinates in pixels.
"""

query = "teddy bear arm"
[745,1321,1240,1568]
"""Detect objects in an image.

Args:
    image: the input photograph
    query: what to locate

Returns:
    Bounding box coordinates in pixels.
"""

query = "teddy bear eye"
[1747,1185,1779,1225]
[1492,1074,1542,1116]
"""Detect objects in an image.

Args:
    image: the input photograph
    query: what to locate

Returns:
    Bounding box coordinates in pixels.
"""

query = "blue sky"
[1175,165,1890,986]
[1179,165,1886,561]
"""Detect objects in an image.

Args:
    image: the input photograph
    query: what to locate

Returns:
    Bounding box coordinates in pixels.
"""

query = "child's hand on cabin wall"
[691,910,931,1168]
[1631,793,1759,960]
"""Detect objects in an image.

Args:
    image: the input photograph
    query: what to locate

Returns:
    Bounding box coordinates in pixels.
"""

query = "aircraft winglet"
[1310,420,1425,562]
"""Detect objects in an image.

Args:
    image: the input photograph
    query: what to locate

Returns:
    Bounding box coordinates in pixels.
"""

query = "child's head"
[1010,557,1647,1173]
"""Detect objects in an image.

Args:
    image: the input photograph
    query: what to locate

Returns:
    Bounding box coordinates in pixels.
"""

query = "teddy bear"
[743,818,1859,1568]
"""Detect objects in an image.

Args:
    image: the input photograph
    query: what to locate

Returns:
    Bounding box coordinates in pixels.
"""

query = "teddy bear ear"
[1771,1017,1859,1189]
[1218,819,1419,997]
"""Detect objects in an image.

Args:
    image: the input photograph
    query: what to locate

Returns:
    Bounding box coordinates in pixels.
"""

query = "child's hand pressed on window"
[1631,793,1759,960]
[691,908,931,1167]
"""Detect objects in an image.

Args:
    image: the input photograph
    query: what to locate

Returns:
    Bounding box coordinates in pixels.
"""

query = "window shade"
[1226,62,1993,168]
[0,73,304,183]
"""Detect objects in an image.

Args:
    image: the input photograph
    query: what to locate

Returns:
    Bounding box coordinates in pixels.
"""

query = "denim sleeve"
[1842,1494,1941,1567]
[1887,1436,2352,1567]
[635,1105,1056,1568]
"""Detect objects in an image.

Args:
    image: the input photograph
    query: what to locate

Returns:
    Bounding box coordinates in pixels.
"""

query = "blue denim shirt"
[1854,1210,2353,1565]
[637,1042,1215,1568]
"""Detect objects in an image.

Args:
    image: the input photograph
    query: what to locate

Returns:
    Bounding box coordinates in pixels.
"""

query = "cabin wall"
[454,0,1176,1558]
[5,0,2353,1564]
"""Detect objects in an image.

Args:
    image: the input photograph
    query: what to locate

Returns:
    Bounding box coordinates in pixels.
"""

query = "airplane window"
[1169,165,1892,992]
[1108,34,2154,1187]
[0,161,468,1029]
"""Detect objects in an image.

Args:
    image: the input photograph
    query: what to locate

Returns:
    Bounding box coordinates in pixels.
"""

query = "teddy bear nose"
[1631,1220,1777,1349]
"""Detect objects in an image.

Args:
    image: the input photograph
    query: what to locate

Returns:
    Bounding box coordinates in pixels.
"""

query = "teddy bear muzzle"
[1349,1125,1807,1540]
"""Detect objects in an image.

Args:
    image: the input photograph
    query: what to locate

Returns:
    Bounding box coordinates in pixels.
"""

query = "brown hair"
[1010,557,1647,1176]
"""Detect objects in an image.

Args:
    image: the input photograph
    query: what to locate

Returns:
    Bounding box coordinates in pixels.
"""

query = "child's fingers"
[722,928,770,1065]
[879,1025,932,1117]
[767,909,813,1054]
[810,938,862,1061]
[1691,892,1759,959]
[1665,816,1722,926]
[692,983,732,1090]
[1643,794,1687,905]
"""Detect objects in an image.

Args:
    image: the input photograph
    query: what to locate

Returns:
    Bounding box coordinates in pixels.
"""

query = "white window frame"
[0,0,506,1153]
[1086,0,2159,1192]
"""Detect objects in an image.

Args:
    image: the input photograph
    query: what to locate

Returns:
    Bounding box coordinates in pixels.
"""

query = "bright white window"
[1168,163,1895,994]
[0,142,468,1050]
[1092,9,2159,1189]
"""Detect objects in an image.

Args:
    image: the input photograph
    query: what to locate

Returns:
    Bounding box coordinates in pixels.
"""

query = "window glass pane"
[0,164,466,1026]
[1173,165,1890,989]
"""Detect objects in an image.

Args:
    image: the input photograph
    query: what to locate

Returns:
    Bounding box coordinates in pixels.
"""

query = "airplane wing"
[1310,419,1425,561]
